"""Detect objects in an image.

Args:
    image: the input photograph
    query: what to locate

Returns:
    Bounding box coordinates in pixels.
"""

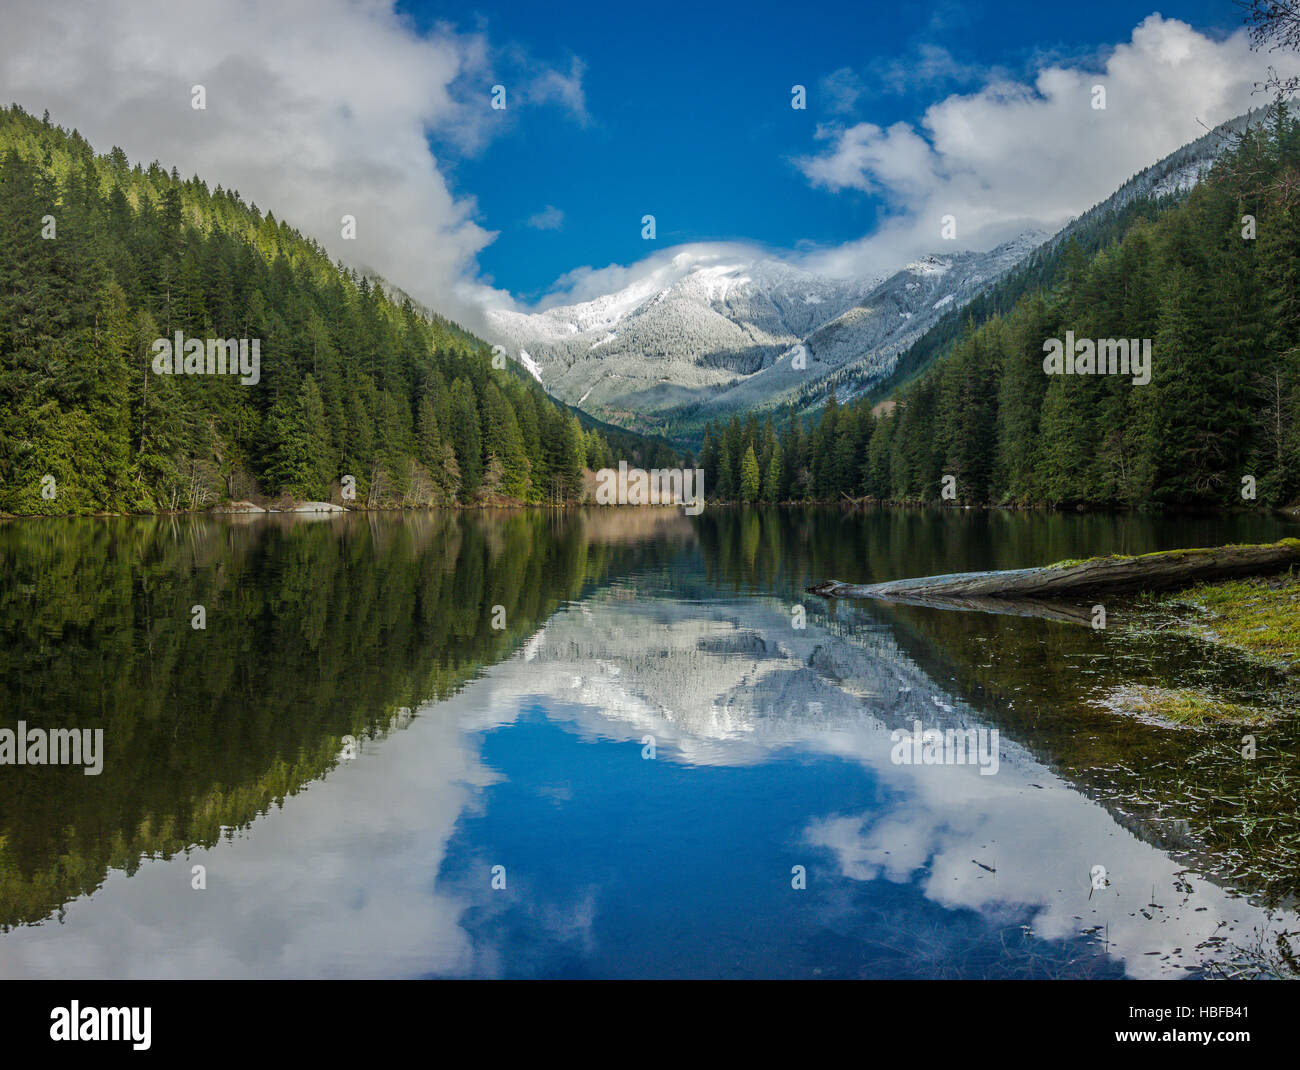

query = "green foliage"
[0,105,658,514]
[699,107,1300,509]
[738,444,760,502]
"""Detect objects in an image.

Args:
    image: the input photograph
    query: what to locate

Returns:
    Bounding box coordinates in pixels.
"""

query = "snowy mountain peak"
[486,115,1253,440]
[487,234,1037,438]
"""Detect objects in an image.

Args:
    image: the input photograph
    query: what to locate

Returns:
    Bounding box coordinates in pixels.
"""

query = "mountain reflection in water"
[1,507,1297,978]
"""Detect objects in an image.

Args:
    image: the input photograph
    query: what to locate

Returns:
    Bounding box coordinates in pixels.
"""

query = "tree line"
[699,107,1300,510]
[0,104,674,516]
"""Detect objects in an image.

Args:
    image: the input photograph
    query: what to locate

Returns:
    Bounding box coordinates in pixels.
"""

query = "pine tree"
[449,377,482,502]
[739,444,760,502]
[762,440,783,502]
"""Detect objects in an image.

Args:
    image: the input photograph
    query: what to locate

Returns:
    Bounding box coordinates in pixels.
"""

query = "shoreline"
[2,499,1299,521]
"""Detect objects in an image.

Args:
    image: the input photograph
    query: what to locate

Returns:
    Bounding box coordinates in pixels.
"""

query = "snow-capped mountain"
[488,241,1045,434]
[488,238,1040,436]
[489,111,1257,440]
[488,249,877,424]
[699,235,1044,423]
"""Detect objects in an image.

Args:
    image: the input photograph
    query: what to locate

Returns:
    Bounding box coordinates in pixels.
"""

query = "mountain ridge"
[490,112,1259,445]
[488,235,1043,442]
[0,104,676,517]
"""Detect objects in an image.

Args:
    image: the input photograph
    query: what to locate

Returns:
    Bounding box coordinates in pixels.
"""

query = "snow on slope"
[488,112,1259,437]
[488,247,879,428]
[488,237,1037,433]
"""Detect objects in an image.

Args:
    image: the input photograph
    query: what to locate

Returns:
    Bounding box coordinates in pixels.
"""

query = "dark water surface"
[1,506,1298,978]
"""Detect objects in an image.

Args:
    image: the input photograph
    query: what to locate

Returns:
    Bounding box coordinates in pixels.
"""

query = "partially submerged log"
[808,539,1300,605]
[849,591,1098,626]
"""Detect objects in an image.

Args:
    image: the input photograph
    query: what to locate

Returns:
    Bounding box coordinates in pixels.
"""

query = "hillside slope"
[0,105,673,517]
[869,109,1263,403]
[493,112,1260,445]
[693,107,1300,510]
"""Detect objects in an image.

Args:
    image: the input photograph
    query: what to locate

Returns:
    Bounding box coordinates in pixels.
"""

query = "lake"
[1,506,1298,979]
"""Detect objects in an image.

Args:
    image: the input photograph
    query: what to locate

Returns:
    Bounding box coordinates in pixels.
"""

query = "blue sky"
[405,0,1244,298]
[3,0,1275,326]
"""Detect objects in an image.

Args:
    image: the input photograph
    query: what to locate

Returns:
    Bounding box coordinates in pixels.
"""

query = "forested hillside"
[865,112,1259,406]
[0,105,672,516]
[698,106,1300,510]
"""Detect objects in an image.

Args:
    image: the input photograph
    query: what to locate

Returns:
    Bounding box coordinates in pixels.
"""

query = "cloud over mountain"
[0,0,585,329]
[795,15,1296,280]
[3,6,1292,334]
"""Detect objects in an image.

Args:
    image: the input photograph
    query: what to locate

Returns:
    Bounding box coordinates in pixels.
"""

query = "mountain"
[487,250,873,433]
[866,109,1262,403]
[690,106,1300,509]
[755,235,1041,414]
[488,237,1041,441]
[491,112,1260,445]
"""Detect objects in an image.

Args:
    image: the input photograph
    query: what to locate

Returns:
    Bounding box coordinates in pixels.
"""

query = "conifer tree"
[739,444,760,502]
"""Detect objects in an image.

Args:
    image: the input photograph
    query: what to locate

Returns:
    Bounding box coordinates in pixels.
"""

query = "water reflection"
[0,508,1296,977]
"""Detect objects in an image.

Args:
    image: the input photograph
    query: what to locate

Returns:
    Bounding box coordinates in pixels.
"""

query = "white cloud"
[795,15,1300,279]
[799,120,940,197]
[518,242,779,312]
[3,7,1291,330]
[822,44,988,105]
[0,0,586,330]
[499,14,1294,320]
[526,205,565,231]
[883,43,987,94]
[821,67,868,114]
[524,56,590,126]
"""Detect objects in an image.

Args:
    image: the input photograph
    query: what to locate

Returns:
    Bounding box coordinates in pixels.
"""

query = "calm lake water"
[2,506,1299,979]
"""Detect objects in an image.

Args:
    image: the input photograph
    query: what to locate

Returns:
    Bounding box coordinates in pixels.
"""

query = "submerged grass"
[1083,580,1300,902]
[1204,925,1300,980]
[1099,684,1279,729]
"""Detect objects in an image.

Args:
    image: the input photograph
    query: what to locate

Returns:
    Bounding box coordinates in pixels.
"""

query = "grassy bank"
[1156,569,1300,670]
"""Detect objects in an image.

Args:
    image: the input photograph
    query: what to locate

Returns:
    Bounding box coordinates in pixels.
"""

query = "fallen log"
[849,592,1099,626]
[808,539,1300,604]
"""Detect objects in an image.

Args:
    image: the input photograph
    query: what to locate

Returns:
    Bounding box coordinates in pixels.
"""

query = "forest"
[698,106,1300,510]
[0,104,675,516]
[7,97,1300,517]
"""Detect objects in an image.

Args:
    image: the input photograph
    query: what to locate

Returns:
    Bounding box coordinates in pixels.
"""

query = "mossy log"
[808,539,1300,604]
